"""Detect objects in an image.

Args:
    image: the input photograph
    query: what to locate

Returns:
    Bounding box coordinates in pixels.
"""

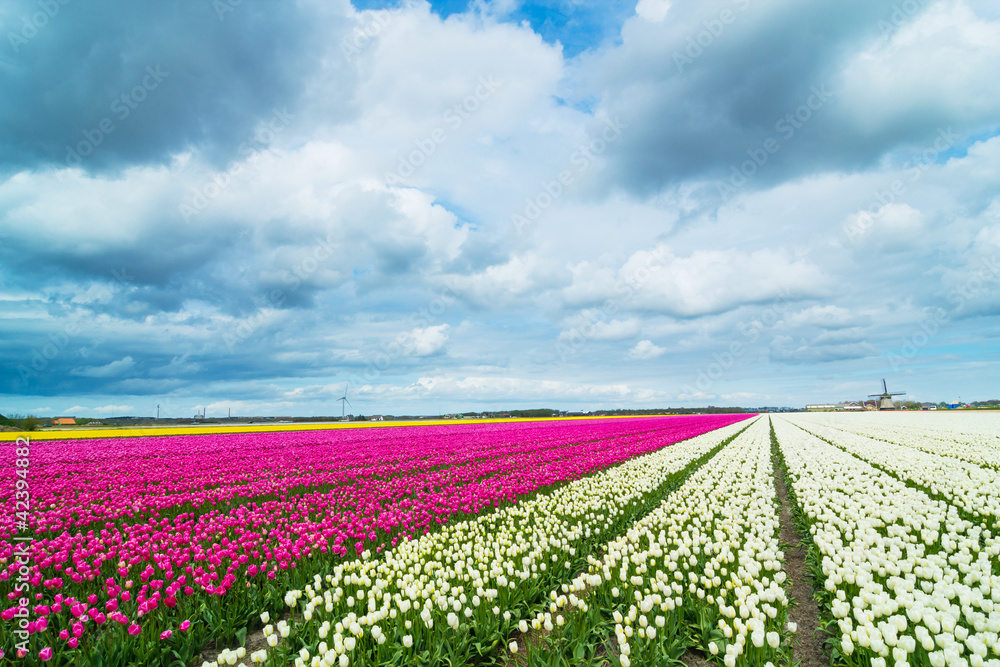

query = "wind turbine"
[338,383,352,420]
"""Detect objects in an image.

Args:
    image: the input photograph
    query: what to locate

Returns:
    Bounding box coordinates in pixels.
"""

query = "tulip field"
[1,415,750,665]
[3,411,999,667]
[774,413,1000,667]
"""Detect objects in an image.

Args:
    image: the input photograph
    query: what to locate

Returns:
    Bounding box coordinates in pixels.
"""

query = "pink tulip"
[179,620,191,632]
[39,647,53,662]
[127,623,141,636]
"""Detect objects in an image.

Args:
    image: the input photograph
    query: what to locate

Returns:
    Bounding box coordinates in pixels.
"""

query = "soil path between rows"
[771,445,829,667]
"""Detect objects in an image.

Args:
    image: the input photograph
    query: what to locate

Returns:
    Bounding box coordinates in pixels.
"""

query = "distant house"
[52,417,76,426]
[370,415,384,421]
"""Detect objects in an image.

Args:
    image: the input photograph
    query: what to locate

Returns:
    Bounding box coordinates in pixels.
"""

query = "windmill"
[869,378,906,411]
[337,383,352,420]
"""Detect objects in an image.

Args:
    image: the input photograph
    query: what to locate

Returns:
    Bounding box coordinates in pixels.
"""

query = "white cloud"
[70,356,135,378]
[721,392,768,400]
[564,244,827,318]
[449,254,563,307]
[840,1,1000,135]
[769,337,879,364]
[400,324,450,357]
[628,339,665,360]
[559,315,641,342]
[91,404,136,414]
[785,305,870,329]
[676,390,715,401]
[60,404,135,416]
[150,354,202,377]
[401,375,669,403]
[635,0,671,23]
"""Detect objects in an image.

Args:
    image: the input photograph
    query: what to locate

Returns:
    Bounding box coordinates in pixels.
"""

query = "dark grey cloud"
[592,0,1000,197]
[0,0,350,173]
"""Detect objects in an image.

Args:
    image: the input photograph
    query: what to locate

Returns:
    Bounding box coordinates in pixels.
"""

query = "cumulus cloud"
[399,325,451,357]
[628,340,665,360]
[562,244,827,317]
[635,0,672,23]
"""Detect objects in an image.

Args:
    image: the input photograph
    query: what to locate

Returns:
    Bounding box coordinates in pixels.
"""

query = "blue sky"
[1,0,999,418]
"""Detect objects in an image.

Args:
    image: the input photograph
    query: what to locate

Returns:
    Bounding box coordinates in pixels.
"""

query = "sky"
[1,0,999,418]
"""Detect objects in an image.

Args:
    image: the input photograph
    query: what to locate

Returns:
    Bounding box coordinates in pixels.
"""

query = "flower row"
[791,417,999,526]
[233,418,754,667]
[775,416,1000,667]
[534,415,789,667]
[800,412,1000,471]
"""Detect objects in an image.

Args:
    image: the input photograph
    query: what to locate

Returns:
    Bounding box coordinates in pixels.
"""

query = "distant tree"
[9,414,42,431]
